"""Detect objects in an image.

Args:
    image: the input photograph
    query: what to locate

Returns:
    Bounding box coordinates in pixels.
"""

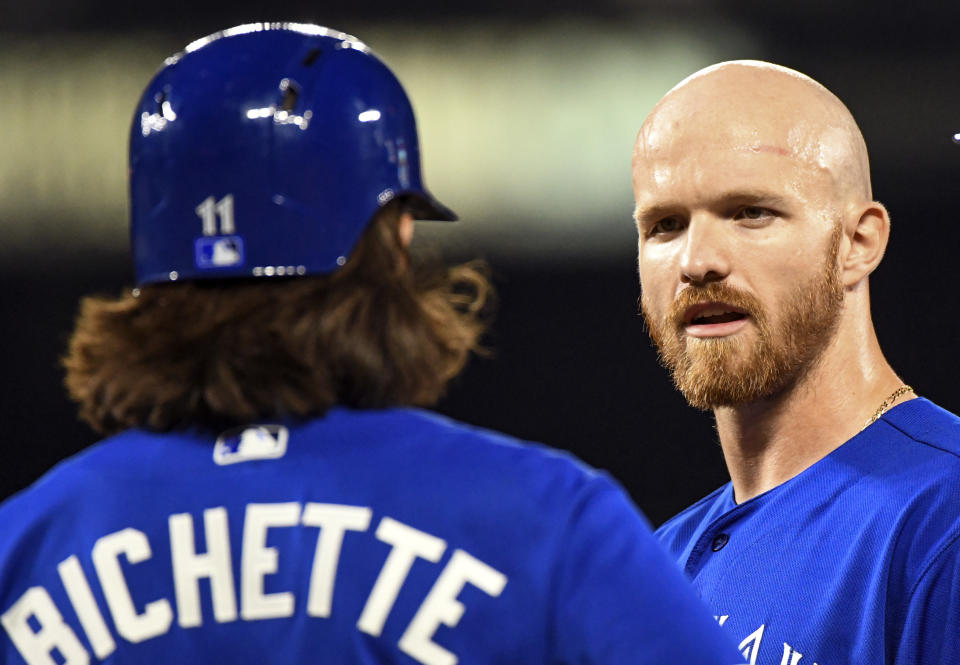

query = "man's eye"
[651,217,683,235]
[737,206,772,220]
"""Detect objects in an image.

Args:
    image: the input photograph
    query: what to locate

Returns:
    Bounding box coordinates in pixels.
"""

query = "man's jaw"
[682,301,750,338]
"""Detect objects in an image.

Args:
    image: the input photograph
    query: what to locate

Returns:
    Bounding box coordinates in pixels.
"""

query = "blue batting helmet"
[129,22,456,286]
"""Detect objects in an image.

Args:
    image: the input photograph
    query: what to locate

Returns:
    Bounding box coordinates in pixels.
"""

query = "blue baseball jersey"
[1,407,744,665]
[657,398,960,664]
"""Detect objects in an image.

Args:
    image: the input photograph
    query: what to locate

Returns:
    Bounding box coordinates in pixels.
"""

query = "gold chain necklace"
[862,385,914,431]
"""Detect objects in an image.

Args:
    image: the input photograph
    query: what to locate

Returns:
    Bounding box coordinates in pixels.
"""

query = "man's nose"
[679,216,730,286]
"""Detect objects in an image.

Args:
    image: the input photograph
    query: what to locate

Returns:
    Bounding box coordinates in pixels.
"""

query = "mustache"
[667,283,764,327]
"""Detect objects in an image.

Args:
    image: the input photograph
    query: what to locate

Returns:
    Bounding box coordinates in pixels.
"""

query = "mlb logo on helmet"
[195,236,244,268]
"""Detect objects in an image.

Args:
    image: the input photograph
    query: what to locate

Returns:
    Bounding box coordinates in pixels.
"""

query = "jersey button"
[711,533,730,552]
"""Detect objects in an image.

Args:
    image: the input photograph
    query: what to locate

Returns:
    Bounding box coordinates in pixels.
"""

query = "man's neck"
[713,317,910,503]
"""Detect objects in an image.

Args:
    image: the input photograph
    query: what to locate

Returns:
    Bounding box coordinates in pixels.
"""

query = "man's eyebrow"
[713,190,792,210]
[633,191,792,223]
[632,204,677,224]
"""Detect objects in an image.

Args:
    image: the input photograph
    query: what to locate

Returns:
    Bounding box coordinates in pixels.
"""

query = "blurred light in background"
[0,20,754,262]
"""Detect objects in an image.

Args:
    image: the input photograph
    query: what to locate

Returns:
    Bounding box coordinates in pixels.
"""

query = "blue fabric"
[1,407,743,665]
[657,398,960,664]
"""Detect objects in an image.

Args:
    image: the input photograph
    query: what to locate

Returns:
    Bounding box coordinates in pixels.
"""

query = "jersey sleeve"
[894,531,960,665]
[550,474,745,665]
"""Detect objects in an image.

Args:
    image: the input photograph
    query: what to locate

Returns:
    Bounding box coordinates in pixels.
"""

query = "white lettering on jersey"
[780,643,814,665]
[399,549,508,665]
[357,517,447,637]
[169,507,238,627]
[722,619,822,665]
[738,624,765,665]
[241,502,300,620]
[302,503,372,618]
[3,503,509,665]
[780,643,801,665]
[57,556,116,658]
[92,528,173,643]
[0,587,90,665]
[716,614,729,626]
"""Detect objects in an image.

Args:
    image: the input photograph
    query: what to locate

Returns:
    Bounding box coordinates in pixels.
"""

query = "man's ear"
[841,202,890,287]
[398,212,415,248]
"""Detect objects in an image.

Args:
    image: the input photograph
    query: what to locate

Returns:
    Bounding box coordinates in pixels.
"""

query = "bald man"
[633,60,960,664]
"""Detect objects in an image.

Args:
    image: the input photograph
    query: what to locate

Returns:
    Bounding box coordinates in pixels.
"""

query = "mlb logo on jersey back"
[213,425,288,465]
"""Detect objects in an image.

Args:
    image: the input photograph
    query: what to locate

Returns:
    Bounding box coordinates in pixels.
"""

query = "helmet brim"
[405,190,458,222]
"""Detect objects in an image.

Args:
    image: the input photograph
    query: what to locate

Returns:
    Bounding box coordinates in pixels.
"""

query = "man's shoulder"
[1,429,149,501]
[316,408,633,522]
[315,407,606,482]
[0,430,162,540]
[824,398,960,514]
[879,397,960,460]
[852,398,960,507]
[320,406,534,446]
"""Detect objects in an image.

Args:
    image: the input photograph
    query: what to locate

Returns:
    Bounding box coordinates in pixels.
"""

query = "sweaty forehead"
[633,62,871,200]
[643,70,826,155]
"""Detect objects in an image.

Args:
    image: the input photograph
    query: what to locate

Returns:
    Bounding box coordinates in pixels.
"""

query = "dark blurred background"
[2,1,958,526]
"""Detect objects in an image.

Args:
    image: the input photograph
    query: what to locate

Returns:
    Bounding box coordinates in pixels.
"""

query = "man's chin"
[676,379,754,411]
[671,353,768,410]
[683,343,749,372]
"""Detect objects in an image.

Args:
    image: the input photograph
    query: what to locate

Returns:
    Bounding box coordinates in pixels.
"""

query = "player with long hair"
[0,24,742,665]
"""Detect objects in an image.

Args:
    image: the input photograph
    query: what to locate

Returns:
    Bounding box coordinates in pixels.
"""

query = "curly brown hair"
[63,205,493,435]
